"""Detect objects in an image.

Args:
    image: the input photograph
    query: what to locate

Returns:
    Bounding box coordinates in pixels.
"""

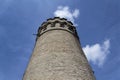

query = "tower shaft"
[23,17,95,80]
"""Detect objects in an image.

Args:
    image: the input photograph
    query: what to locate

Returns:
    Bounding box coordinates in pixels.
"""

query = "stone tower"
[23,17,95,80]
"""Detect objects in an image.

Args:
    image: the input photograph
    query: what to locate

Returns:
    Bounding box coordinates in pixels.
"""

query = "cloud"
[83,39,110,67]
[54,6,79,25]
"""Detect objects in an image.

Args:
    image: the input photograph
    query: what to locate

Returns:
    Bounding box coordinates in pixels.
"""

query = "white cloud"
[83,39,110,67]
[54,6,79,25]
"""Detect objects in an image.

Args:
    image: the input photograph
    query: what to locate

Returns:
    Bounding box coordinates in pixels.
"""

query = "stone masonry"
[23,17,96,80]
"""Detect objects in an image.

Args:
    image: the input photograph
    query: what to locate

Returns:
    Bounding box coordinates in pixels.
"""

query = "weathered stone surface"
[23,17,95,80]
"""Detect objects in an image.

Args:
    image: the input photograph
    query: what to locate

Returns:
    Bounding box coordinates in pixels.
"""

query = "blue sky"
[0,0,120,80]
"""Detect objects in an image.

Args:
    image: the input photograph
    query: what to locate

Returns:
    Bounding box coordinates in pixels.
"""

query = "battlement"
[37,17,79,39]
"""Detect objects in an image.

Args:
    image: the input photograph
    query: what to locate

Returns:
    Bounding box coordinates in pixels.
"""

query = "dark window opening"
[51,23,55,27]
[60,23,65,28]
[43,27,47,31]
[68,26,74,31]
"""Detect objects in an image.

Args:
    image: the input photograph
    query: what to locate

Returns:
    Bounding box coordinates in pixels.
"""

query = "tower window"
[60,23,65,28]
[60,22,66,28]
[51,23,55,27]
[43,27,47,31]
[68,26,74,31]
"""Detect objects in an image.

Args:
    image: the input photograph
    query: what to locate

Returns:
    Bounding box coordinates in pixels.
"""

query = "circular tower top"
[37,17,79,40]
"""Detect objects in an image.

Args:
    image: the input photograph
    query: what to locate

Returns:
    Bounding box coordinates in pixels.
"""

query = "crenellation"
[37,18,77,39]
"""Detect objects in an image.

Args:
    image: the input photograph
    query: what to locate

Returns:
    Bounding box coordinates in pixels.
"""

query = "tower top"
[37,17,79,40]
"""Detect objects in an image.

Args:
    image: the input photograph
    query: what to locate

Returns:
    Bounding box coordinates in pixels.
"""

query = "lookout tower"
[23,17,95,80]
